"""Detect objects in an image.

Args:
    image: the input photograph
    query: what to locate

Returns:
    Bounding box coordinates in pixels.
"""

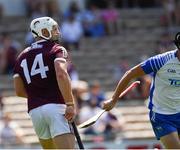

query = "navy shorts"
[149,111,180,140]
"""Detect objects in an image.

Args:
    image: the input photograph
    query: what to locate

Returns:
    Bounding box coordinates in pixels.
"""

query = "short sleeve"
[140,51,176,74]
[140,57,156,74]
[51,45,69,62]
[13,57,21,76]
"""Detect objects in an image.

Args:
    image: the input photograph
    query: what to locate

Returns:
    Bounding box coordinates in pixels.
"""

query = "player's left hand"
[65,105,76,122]
[101,99,116,111]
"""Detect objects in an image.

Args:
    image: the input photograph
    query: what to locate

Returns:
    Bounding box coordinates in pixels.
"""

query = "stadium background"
[0,0,179,149]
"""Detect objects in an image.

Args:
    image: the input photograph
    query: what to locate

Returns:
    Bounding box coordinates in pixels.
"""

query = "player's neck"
[35,37,44,41]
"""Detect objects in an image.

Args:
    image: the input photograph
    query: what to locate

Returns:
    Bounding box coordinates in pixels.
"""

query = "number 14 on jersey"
[20,53,49,84]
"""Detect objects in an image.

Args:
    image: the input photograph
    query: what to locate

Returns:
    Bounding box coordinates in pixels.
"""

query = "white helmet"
[30,17,58,40]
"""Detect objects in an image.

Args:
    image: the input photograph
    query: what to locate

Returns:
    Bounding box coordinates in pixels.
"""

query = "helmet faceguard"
[30,17,59,40]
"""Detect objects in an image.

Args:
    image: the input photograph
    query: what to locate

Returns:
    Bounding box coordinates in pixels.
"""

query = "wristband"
[66,102,74,106]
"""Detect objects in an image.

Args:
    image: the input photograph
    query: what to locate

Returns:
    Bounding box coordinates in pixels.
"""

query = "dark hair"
[174,32,180,49]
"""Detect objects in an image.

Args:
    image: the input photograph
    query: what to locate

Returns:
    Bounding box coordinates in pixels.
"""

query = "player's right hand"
[101,99,116,111]
[65,105,76,122]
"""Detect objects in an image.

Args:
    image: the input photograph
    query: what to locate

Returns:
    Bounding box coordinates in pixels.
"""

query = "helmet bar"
[30,17,58,40]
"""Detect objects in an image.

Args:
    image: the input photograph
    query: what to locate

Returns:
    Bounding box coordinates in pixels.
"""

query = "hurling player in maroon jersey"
[13,17,76,149]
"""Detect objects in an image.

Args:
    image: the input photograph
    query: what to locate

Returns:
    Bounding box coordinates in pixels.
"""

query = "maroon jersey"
[14,40,69,112]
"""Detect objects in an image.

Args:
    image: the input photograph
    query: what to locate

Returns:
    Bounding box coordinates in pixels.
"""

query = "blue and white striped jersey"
[141,50,180,114]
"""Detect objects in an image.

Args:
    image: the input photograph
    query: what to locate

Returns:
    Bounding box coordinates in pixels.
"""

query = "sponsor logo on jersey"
[31,43,43,49]
[169,79,180,86]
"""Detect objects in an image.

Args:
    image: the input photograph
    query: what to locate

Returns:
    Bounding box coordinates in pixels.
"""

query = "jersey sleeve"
[13,56,21,77]
[51,45,69,62]
[13,48,30,78]
[140,52,175,74]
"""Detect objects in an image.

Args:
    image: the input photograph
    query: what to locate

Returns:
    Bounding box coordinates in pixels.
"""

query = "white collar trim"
[34,39,47,44]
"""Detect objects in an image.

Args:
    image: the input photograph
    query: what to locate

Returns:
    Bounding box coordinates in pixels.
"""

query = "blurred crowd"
[0,113,24,147]
[161,0,180,27]
[0,0,179,145]
[0,0,178,74]
[24,0,120,50]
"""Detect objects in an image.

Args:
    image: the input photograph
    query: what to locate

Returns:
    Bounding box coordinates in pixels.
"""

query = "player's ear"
[41,28,50,38]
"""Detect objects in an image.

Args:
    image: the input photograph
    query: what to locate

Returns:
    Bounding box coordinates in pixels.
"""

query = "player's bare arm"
[54,58,76,121]
[103,64,145,111]
[13,75,27,98]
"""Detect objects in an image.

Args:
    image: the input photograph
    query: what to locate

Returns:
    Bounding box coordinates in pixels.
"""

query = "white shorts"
[29,103,73,139]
